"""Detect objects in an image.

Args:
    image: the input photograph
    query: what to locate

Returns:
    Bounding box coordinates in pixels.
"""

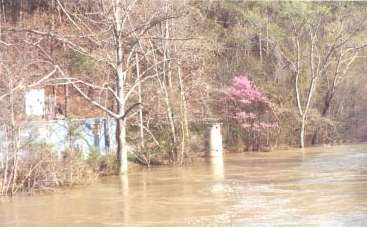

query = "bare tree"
[33,0,178,173]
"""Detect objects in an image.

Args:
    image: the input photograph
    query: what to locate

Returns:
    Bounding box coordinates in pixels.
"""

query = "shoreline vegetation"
[1,1,367,195]
[1,141,363,196]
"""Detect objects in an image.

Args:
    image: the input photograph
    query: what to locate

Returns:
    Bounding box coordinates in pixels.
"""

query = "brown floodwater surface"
[0,144,367,226]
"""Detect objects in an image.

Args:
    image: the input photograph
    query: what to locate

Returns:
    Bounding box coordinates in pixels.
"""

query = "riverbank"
[2,143,366,196]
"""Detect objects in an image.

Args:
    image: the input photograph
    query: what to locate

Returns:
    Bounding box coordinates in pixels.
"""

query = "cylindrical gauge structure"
[209,123,223,157]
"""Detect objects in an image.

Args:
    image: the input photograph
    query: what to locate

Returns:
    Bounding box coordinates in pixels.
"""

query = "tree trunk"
[136,52,149,166]
[163,83,177,161]
[162,11,177,161]
[113,0,127,174]
[137,54,144,151]
[116,118,128,174]
[178,66,188,164]
[300,115,306,148]
[115,68,127,173]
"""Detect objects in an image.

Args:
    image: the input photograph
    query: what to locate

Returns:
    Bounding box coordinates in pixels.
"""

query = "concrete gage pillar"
[209,123,223,157]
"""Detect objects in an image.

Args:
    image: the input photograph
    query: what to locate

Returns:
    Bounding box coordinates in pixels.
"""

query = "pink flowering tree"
[224,74,278,151]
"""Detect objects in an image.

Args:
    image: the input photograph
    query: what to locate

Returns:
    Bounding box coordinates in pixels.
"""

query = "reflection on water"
[0,144,367,226]
[210,157,224,180]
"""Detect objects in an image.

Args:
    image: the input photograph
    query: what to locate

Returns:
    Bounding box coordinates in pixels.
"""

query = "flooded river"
[0,144,367,226]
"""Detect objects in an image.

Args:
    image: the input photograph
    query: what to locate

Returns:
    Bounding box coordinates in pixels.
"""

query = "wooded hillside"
[1,1,367,177]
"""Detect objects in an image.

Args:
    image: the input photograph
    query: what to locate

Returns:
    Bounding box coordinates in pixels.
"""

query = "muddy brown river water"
[0,144,367,226]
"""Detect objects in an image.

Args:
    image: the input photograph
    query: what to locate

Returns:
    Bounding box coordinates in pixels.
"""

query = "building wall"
[0,118,118,158]
[40,85,110,120]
